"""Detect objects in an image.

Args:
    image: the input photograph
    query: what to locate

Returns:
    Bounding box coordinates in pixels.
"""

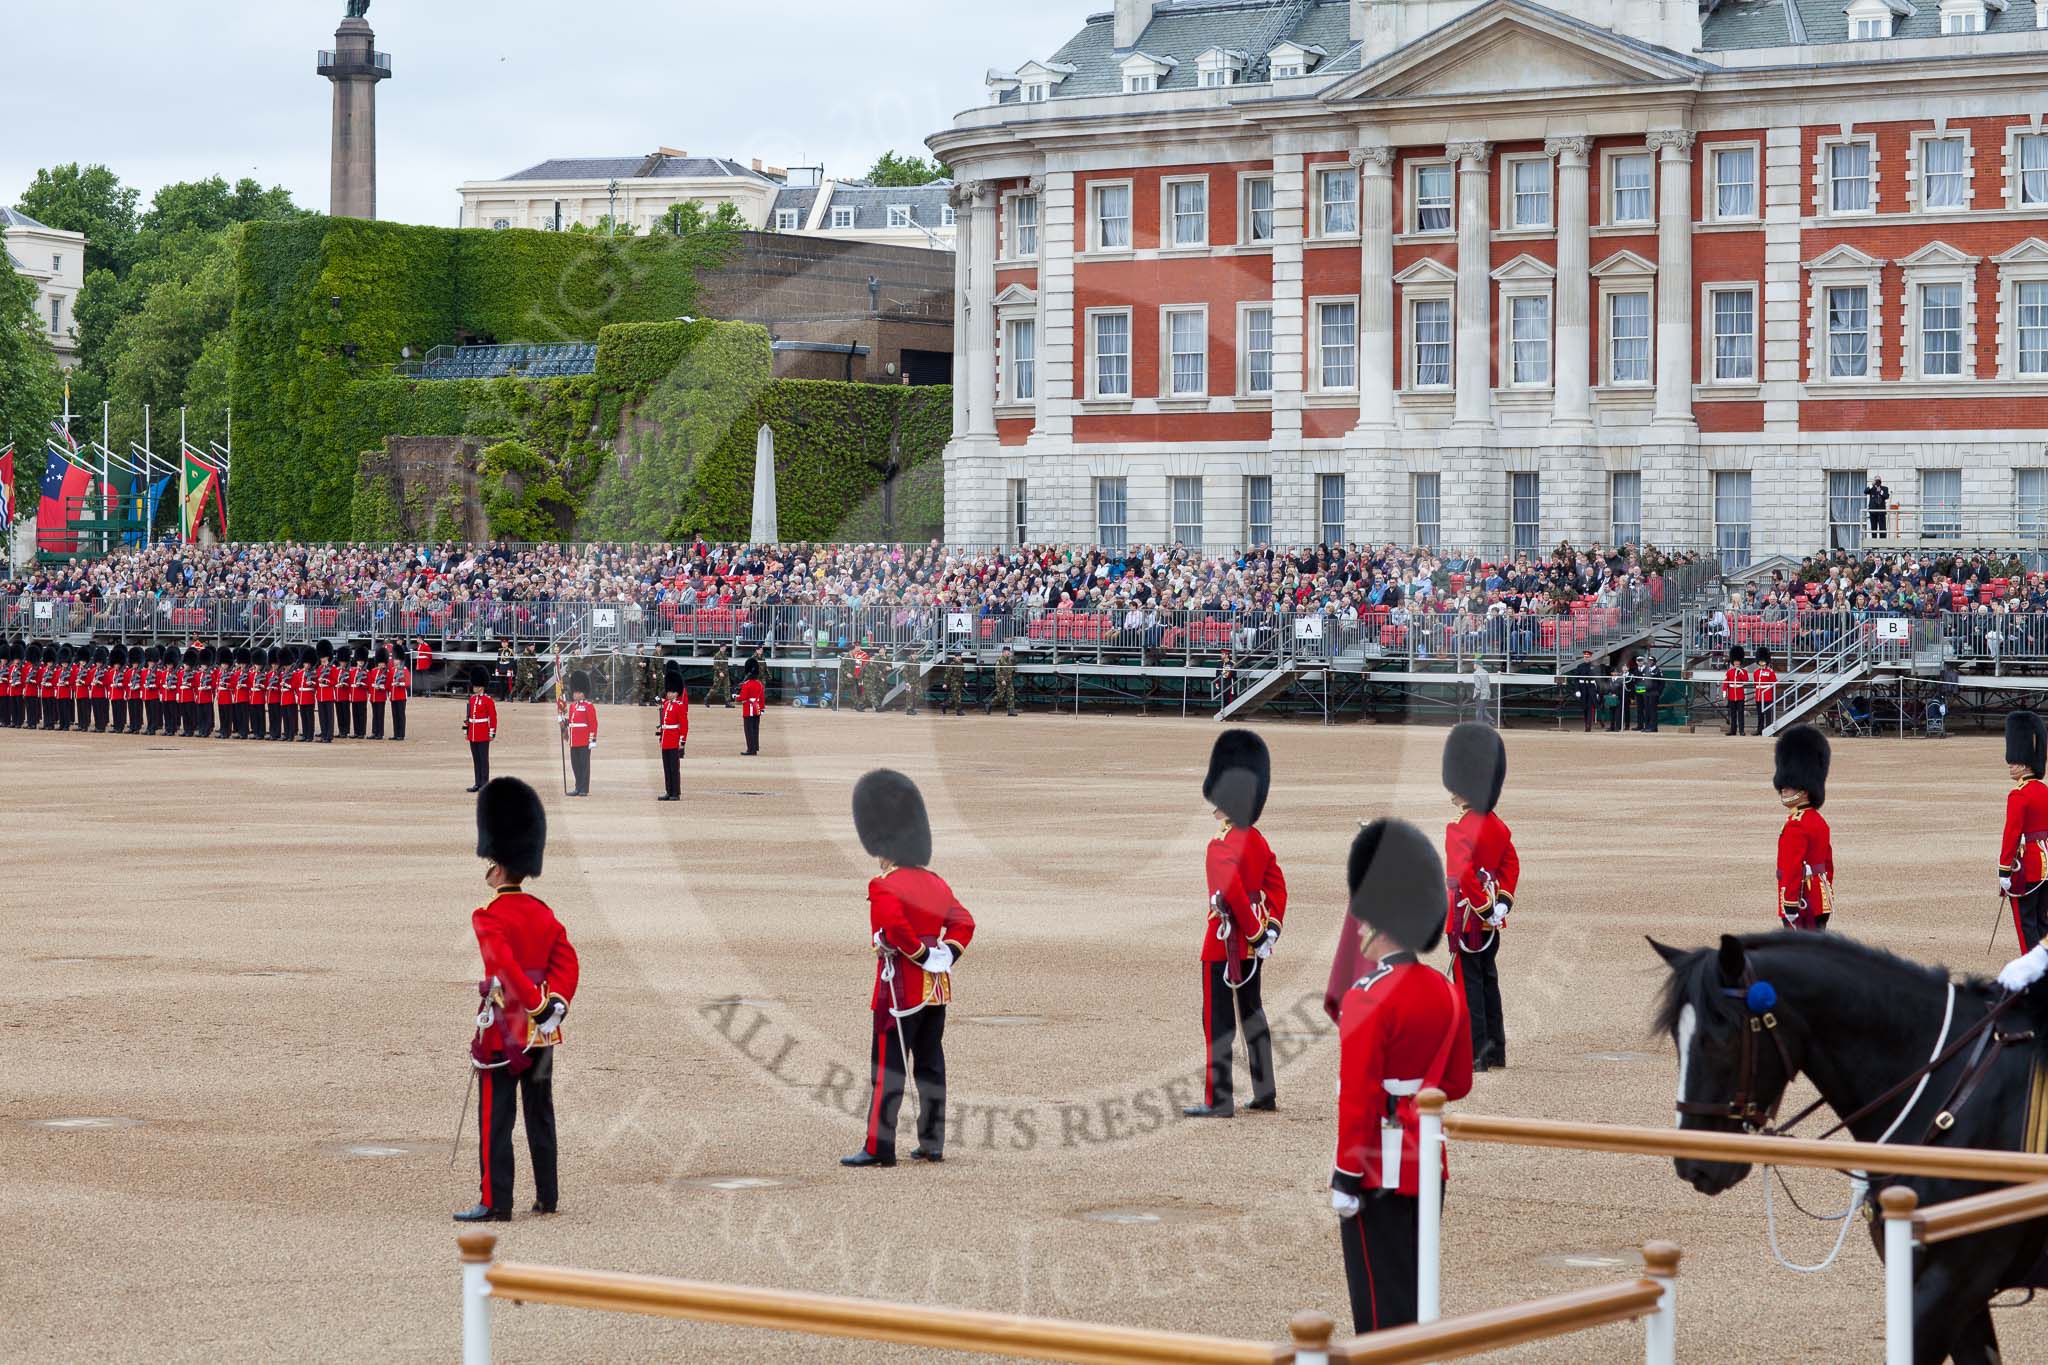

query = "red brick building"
[930,0,2048,561]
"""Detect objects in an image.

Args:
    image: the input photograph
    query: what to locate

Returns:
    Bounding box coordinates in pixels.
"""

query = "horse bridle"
[1674,967,1797,1133]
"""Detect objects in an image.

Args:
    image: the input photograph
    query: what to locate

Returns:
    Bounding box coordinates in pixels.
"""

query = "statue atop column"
[346,0,371,18]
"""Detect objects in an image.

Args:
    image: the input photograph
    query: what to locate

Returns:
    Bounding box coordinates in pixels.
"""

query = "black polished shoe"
[840,1150,896,1168]
[452,1204,510,1223]
[1473,1058,1492,1074]
[909,1147,944,1163]
[530,1200,557,1215]
[1181,1104,1235,1119]
[465,785,481,793]
[1245,1097,1278,1113]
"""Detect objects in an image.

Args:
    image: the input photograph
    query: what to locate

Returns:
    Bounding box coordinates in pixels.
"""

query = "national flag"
[181,447,226,541]
[123,475,173,546]
[49,419,77,454]
[37,450,92,554]
[0,446,13,526]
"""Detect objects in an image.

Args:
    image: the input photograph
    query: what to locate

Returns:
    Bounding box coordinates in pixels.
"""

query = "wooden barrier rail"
[1913,1177,2048,1245]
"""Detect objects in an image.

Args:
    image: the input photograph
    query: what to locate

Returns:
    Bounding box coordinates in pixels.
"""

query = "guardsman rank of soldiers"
[739,655,766,756]
[1723,645,1750,737]
[841,769,976,1169]
[2001,711,2048,951]
[349,645,372,738]
[560,670,598,796]
[455,777,580,1224]
[1444,722,1519,1072]
[388,645,410,740]
[316,640,339,742]
[943,653,965,716]
[1187,729,1288,1119]
[709,646,734,707]
[1753,647,1779,731]
[989,647,1017,716]
[656,662,689,801]
[1330,817,1475,1334]
[368,645,391,739]
[1773,724,1835,932]
[464,666,499,792]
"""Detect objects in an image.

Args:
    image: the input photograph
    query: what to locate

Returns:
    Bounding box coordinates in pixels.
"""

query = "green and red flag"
[181,447,226,540]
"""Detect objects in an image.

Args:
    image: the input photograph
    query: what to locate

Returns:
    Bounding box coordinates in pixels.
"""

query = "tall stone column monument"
[316,1,391,220]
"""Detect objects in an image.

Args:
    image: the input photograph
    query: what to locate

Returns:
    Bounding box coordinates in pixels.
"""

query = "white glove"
[1256,923,1280,959]
[530,998,566,1038]
[920,943,956,975]
[1330,1190,1361,1219]
[2001,876,2015,895]
[1999,944,2048,994]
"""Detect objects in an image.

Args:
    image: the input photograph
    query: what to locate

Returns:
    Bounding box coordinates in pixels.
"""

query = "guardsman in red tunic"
[314,640,337,743]
[195,645,216,738]
[841,769,976,1168]
[1773,725,1835,932]
[369,645,391,740]
[346,645,370,739]
[1186,729,1288,1119]
[1724,644,1750,737]
[412,637,433,694]
[1753,647,1779,732]
[213,646,235,740]
[656,662,689,801]
[455,778,580,1223]
[269,645,290,741]
[387,647,409,741]
[738,655,766,756]
[53,644,75,732]
[41,643,61,731]
[1330,818,1475,1335]
[273,646,296,743]
[3,640,20,729]
[1444,722,1519,1072]
[121,644,142,734]
[2001,712,2048,951]
[560,669,597,797]
[84,645,107,733]
[464,666,498,792]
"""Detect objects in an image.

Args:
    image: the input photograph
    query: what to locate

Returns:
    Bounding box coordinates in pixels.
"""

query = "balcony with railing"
[1830,498,2048,553]
[316,48,392,77]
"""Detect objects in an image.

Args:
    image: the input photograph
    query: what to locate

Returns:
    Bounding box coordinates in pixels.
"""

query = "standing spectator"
[1469,661,1492,726]
[1867,475,1891,540]
[1569,649,1598,733]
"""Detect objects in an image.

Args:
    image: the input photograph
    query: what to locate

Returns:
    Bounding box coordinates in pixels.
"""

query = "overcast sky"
[3,0,1081,228]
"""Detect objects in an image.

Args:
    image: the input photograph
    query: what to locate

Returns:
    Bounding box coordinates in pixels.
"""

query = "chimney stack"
[1114,0,1151,49]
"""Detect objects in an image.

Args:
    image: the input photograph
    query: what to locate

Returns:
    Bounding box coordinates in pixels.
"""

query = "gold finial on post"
[457,1232,499,1264]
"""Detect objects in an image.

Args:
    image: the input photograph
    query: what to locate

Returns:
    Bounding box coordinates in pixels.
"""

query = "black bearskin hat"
[476,777,546,881]
[1757,646,1773,667]
[569,669,591,696]
[236,645,251,665]
[316,638,333,661]
[1773,725,1832,809]
[201,644,215,666]
[58,643,73,663]
[743,655,761,681]
[1347,818,1447,954]
[2008,711,2048,779]
[852,768,932,869]
[468,664,489,691]
[664,661,685,694]
[1204,729,1271,828]
[1728,644,1747,666]
[1442,721,1507,814]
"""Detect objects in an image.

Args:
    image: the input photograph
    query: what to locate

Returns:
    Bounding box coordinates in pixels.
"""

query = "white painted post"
[458,1233,496,1365]
[1881,1187,1918,1365]
[1418,1089,1446,1324]
[1288,1310,1335,1365]
[1642,1241,1680,1365]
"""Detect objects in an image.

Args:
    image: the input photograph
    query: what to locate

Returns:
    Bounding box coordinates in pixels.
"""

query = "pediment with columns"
[1804,244,1888,272]
[1393,257,1459,286]
[994,283,1038,307]
[1590,249,1657,278]
[1319,0,1706,105]
[1490,253,1556,282]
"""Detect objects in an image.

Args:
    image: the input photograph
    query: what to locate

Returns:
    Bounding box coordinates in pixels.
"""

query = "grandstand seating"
[413,343,597,381]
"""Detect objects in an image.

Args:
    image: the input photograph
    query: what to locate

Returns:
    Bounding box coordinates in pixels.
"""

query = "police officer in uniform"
[656,663,688,801]
[455,777,580,1223]
[1329,818,1475,1334]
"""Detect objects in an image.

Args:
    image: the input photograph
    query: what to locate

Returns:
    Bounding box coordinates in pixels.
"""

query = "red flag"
[0,446,13,526]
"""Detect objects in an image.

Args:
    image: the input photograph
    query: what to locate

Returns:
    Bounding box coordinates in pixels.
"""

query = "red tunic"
[1724,666,1749,702]
[1333,955,1474,1198]
[867,867,976,1012]
[658,693,689,750]
[388,662,410,700]
[348,666,369,704]
[316,663,337,704]
[369,663,390,703]
[739,677,766,717]
[1445,810,1520,951]
[465,694,498,743]
[1776,807,1835,929]
[472,886,580,1015]
[1203,824,1286,962]
[562,700,597,749]
[1753,665,1778,706]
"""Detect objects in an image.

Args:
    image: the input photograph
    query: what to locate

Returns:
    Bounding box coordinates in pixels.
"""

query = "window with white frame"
[1314,300,1358,391]
[942,205,957,227]
[52,253,61,272]
[1165,307,1208,397]
[491,218,511,230]
[2017,134,2048,207]
[1507,157,1551,229]
[2019,468,2048,539]
[1508,294,1552,386]
[1318,166,1358,236]
[1023,82,1049,103]
[1714,472,1754,571]
[1854,16,1890,37]
[1273,63,1302,78]
[1090,310,1132,398]
[830,207,854,229]
[1922,468,1963,539]
[1826,140,1874,214]
[1902,243,1981,380]
[1608,152,1653,224]
[1919,283,1966,378]
[1167,179,1209,248]
[1241,305,1275,395]
[1006,318,1037,402]
[1920,135,1968,210]
[775,209,799,230]
[1171,477,1205,546]
[2019,280,2048,375]
[887,205,913,229]
[1709,145,1757,220]
[1323,474,1348,545]
[1009,479,1029,546]
[1411,474,1439,549]
[1200,69,1235,87]
[1242,176,1275,243]
[1096,477,1128,551]
[1411,297,1452,388]
[1010,193,1039,257]
[1245,476,1273,546]
[1848,0,1893,38]
[1808,246,1886,382]
[1827,285,1871,378]
[1195,47,1246,87]
[1414,162,1453,233]
[1510,472,1542,555]
[1092,182,1132,250]
[1828,470,1869,551]
[1709,287,1757,382]
[1611,472,1643,548]
[50,297,61,333]
[1125,73,1156,93]
[1607,291,1652,385]
[1942,0,1987,33]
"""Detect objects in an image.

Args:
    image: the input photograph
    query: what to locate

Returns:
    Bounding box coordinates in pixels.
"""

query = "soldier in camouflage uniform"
[709,646,733,707]
[515,645,540,702]
[863,648,890,713]
[944,652,965,716]
[836,651,857,711]
[902,647,921,716]
[991,646,1018,716]
[639,651,660,707]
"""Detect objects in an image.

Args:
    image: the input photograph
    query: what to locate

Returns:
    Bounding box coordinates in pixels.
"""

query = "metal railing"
[1856,500,2048,550]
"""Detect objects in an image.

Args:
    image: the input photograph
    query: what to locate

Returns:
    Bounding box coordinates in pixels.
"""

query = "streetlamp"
[607,178,620,234]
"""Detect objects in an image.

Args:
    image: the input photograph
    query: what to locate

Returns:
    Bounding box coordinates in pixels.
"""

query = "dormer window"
[1273,65,1301,78]
[1126,75,1154,92]
[1264,41,1325,81]
[887,205,913,229]
[830,207,854,230]
[1845,0,1907,38]
[996,60,1075,106]
[1118,51,1177,95]
[1195,47,1247,88]
[1940,0,2002,31]
[1024,83,1049,103]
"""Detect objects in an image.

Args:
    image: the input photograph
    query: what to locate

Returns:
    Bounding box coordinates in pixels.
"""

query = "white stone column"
[967,181,999,439]
[1356,145,1397,431]
[1649,130,1697,429]
[1269,153,1307,448]
[1548,136,1593,429]
[1448,140,1493,429]
[949,183,972,440]
[1036,173,1076,443]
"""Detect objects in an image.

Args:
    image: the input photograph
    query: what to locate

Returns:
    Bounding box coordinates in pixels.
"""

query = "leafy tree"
[0,268,62,524]
[15,163,140,277]
[104,232,239,451]
[864,151,950,187]
[656,201,748,237]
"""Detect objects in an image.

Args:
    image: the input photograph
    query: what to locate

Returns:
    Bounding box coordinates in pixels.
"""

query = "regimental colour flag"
[181,447,227,541]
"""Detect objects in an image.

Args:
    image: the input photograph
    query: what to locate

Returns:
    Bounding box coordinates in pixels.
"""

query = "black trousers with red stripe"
[1202,959,1275,1110]
[1341,1192,1421,1334]
[2016,886,2048,953]
[478,1048,557,1212]
[1454,936,1506,1066]
[864,1005,946,1159]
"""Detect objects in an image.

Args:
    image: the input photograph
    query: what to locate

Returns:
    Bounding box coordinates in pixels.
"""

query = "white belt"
[1383,1078,1423,1096]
